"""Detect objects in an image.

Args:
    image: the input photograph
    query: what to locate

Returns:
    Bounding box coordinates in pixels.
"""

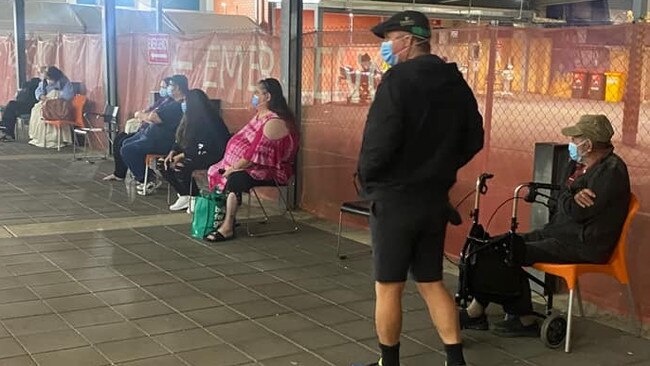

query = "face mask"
[159,87,168,98]
[252,94,260,108]
[568,140,587,162]
[181,101,187,114]
[380,41,398,66]
[166,85,174,96]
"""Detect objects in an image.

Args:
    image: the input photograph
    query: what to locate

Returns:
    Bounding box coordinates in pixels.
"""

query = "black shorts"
[370,197,448,283]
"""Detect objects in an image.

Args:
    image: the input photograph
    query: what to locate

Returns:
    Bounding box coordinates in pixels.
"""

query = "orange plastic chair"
[533,193,640,353]
[43,94,87,151]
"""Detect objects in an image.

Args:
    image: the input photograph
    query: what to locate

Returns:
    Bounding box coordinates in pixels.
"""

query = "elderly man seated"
[460,114,631,337]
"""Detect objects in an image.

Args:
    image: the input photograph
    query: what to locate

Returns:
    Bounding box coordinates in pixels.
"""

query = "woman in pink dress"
[205,78,299,242]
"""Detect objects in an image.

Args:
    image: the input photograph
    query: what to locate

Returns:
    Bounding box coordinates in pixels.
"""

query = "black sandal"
[205,230,235,242]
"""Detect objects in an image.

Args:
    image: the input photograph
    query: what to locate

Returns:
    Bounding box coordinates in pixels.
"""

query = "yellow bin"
[604,72,626,102]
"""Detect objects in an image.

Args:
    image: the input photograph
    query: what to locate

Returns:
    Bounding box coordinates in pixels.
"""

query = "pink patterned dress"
[207,112,299,191]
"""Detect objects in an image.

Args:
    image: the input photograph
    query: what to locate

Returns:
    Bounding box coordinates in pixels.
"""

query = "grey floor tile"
[95,337,169,363]
[143,283,200,299]
[229,300,291,319]
[257,313,318,334]
[59,307,124,328]
[153,328,223,352]
[112,300,174,320]
[185,307,244,327]
[76,322,146,344]
[206,320,273,343]
[115,355,186,366]
[66,267,118,281]
[30,282,88,299]
[316,342,378,366]
[133,314,196,335]
[3,314,70,336]
[285,327,349,350]
[0,288,38,305]
[331,319,376,341]
[45,294,105,312]
[261,352,331,366]
[299,306,363,326]
[31,346,110,366]
[16,329,88,354]
[94,288,154,306]
[235,336,302,361]
[127,273,178,286]
[177,344,252,366]
[0,356,36,366]
[14,272,71,287]
[80,277,135,292]
[274,293,332,311]
[163,295,220,312]
[0,337,28,359]
[0,300,52,319]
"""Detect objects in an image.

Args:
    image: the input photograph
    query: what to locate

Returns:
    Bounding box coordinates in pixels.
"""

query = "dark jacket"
[358,54,484,200]
[15,78,40,108]
[172,115,231,164]
[541,152,630,263]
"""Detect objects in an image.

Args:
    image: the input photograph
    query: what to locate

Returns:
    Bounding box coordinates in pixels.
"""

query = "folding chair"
[43,95,86,152]
[75,104,119,161]
[245,172,299,237]
[336,174,371,259]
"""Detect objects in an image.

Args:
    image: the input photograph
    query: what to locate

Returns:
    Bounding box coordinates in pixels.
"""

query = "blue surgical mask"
[380,41,398,66]
[568,140,587,162]
[181,101,187,114]
[251,94,260,108]
[166,85,174,96]
[159,87,168,98]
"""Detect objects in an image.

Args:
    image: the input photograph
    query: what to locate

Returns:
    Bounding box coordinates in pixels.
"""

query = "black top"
[15,78,40,108]
[173,115,231,163]
[542,152,631,263]
[143,100,183,142]
[358,54,484,200]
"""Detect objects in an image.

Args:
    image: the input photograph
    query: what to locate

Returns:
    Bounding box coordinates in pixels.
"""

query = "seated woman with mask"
[28,66,75,148]
[205,78,299,242]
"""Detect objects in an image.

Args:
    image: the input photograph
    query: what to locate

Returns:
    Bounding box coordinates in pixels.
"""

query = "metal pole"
[482,23,498,166]
[280,0,302,208]
[156,0,164,33]
[13,0,26,90]
[102,0,118,153]
[313,7,323,104]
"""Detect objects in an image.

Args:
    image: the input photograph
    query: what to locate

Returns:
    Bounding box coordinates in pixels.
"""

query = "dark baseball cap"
[561,114,614,143]
[371,11,431,39]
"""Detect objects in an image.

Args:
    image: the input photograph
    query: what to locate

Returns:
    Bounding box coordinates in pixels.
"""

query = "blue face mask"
[251,94,260,108]
[181,101,187,114]
[166,85,174,97]
[380,41,398,66]
[568,140,587,162]
[159,87,168,98]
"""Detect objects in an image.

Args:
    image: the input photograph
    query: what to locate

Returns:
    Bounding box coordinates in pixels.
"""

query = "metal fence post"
[622,23,644,146]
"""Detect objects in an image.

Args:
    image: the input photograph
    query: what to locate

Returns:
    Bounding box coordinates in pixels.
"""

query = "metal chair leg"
[576,280,585,317]
[143,162,149,197]
[336,211,343,258]
[57,127,61,152]
[43,124,47,148]
[565,289,574,353]
[246,184,298,237]
[625,284,641,336]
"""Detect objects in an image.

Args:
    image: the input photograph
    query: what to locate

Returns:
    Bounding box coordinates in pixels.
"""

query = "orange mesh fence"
[300,24,650,321]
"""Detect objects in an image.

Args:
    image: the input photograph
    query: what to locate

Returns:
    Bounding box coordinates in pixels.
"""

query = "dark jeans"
[112,132,135,179]
[161,156,216,196]
[1,100,32,138]
[120,132,171,183]
[474,231,589,316]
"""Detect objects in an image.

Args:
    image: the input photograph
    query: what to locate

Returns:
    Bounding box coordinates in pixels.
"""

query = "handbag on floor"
[191,189,226,239]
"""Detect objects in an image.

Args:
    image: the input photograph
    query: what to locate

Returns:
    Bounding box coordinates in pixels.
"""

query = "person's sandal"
[205,230,235,242]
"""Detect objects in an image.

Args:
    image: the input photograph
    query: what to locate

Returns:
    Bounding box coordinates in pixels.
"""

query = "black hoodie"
[358,54,484,200]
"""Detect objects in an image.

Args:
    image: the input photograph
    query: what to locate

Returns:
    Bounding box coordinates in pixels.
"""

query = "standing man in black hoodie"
[355,11,484,366]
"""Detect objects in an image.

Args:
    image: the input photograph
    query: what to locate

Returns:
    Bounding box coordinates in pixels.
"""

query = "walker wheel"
[541,312,567,349]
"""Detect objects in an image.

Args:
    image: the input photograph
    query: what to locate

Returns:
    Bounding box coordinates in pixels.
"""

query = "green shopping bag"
[191,189,226,239]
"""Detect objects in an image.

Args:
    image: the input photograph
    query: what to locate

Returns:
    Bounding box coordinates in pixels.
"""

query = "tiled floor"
[1,143,649,366]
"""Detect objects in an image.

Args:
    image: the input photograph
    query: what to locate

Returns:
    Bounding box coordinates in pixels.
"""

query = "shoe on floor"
[459,309,489,331]
[136,180,162,195]
[492,316,540,338]
[170,195,191,211]
[0,132,14,142]
[103,174,124,181]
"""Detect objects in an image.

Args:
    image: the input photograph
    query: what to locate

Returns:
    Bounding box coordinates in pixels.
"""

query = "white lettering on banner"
[247,45,260,92]
[202,46,221,91]
[221,45,244,90]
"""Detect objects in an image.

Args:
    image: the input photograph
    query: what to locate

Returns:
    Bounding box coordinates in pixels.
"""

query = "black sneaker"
[492,316,539,337]
[459,309,489,330]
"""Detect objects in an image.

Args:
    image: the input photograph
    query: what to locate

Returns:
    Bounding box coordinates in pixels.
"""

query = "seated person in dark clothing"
[162,89,231,212]
[460,115,631,337]
[120,74,188,195]
[0,77,41,141]
[104,77,174,181]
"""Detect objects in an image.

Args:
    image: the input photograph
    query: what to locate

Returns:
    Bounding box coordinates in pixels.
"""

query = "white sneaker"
[169,195,191,211]
[136,180,162,195]
[102,174,124,181]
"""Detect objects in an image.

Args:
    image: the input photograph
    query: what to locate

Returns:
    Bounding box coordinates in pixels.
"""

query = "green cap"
[561,114,614,143]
